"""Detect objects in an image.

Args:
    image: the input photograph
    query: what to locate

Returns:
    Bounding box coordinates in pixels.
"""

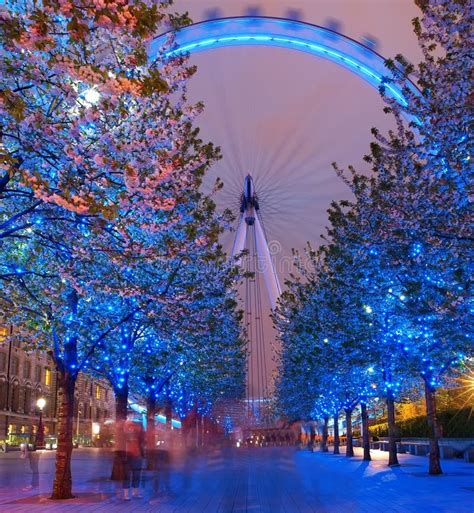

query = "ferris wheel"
[151,16,415,424]
[151,16,416,106]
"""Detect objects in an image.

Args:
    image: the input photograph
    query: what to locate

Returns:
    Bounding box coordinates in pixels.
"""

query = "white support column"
[254,215,282,310]
[231,215,248,266]
[232,174,282,310]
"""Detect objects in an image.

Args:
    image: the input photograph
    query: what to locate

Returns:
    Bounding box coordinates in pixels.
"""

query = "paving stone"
[0,446,473,512]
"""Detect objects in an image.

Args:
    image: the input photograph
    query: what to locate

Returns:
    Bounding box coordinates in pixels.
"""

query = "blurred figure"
[156,430,172,495]
[122,419,145,501]
[149,430,173,504]
[20,443,40,491]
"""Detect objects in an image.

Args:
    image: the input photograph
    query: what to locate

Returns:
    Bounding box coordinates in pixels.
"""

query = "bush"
[369,408,474,438]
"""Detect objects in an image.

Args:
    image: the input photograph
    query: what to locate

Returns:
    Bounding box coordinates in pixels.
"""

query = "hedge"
[369,408,474,438]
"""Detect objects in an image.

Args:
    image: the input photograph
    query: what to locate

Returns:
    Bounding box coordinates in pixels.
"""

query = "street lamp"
[36,398,46,449]
[81,87,100,105]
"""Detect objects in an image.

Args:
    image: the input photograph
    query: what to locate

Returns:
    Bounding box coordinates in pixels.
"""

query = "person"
[154,430,172,496]
[122,419,145,501]
[20,443,40,491]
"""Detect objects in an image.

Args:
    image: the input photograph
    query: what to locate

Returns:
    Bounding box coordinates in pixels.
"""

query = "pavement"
[0,446,472,512]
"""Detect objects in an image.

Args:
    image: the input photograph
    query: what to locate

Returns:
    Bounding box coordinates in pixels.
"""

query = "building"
[0,326,115,445]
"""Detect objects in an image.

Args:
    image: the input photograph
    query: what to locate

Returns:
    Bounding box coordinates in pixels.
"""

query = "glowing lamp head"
[37,398,46,410]
[82,88,101,105]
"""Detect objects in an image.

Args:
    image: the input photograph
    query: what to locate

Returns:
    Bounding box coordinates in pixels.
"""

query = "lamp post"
[36,398,46,449]
[91,422,100,447]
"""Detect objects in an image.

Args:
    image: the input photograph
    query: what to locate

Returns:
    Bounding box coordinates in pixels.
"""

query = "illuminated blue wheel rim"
[151,16,419,112]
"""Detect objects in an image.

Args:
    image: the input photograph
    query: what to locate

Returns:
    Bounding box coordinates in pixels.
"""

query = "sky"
[170,0,422,400]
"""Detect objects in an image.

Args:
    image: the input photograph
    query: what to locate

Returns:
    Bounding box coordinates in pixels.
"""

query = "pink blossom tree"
[0,0,223,499]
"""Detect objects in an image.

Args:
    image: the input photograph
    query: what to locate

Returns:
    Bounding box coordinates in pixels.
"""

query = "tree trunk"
[424,381,442,475]
[165,398,172,426]
[361,403,371,461]
[345,409,354,457]
[146,394,157,470]
[386,395,399,466]
[50,373,76,500]
[321,417,329,452]
[111,387,128,480]
[333,415,340,455]
[195,414,200,449]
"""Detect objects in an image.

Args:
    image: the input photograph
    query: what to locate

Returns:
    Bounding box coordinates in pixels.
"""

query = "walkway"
[0,446,472,512]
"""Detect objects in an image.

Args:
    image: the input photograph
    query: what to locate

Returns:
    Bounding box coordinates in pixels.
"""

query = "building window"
[95,385,101,400]
[0,326,7,343]
[45,368,52,386]
[11,383,20,412]
[0,381,7,409]
[35,366,42,383]
[23,361,31,379]
[105,389,109,401]
[11,357,19,376]
[23,387,32,414]
[0,352,6,372]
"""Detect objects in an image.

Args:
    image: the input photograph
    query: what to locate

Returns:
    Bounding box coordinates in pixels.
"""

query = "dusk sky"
[172,0,422,396]
[2,1,468,503]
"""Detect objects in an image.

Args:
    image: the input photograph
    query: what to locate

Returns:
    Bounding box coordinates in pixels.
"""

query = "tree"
[0,0,221,499]
[361,0,471,475]
[88,301,148,478]
[326,0,473,475]
[167,279,247,422]
[276,1,471,477]
[275,209,418,467]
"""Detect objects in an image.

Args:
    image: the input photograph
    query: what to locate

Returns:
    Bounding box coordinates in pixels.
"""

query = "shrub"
[369,408,474,438]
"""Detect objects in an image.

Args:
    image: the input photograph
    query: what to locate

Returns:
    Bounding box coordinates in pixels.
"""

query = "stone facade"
[0,326,115,444]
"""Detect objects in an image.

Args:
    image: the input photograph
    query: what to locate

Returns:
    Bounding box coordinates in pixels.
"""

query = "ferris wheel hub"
[241,174,259,225]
